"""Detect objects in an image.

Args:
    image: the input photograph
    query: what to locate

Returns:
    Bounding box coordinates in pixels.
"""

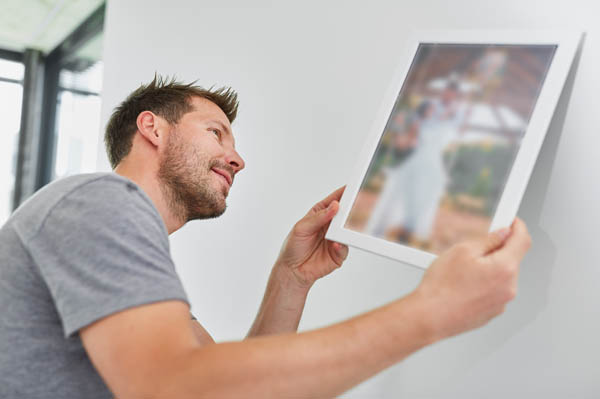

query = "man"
[0,76,531,398]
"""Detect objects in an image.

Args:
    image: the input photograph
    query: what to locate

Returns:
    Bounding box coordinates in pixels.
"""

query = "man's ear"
[136,111,166,148]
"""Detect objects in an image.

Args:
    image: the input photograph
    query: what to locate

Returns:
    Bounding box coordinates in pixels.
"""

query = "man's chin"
[212,202,227,218]
[188,200,227,221]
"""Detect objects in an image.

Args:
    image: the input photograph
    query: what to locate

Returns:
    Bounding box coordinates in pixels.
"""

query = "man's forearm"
[169,291,438,399]
[247,264,311,337]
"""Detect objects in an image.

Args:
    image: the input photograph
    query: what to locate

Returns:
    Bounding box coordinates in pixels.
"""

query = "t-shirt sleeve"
[23,178,189,338]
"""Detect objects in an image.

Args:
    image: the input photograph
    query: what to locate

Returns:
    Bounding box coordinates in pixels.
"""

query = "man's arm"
[81,219,530,399]
[247,263,312,336]
[191,320,216,346]
[248,187,349,336]
[83,292,432,399]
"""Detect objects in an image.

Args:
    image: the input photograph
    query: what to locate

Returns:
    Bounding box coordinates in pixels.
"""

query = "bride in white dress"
[366,83,466,245]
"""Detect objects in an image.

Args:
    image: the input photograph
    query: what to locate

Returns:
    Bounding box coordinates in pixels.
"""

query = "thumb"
[296,201,339,236]
[469,227,511,256]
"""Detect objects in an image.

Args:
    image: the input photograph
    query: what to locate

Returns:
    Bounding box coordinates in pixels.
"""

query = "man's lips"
[211,168,233,186]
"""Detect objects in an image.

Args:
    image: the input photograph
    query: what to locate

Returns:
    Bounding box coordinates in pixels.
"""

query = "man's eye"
[211,129,221,137]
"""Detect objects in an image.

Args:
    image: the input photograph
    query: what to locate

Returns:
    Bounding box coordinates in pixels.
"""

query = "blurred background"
[0,0,105,225]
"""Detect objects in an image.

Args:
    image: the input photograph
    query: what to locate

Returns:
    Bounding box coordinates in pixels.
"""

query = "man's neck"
[114,163,185,234]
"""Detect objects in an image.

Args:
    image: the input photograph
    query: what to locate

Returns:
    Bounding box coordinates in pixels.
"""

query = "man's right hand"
[414,218,531,341]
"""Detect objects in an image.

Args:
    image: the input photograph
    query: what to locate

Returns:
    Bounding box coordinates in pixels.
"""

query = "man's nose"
[225,149,245,174]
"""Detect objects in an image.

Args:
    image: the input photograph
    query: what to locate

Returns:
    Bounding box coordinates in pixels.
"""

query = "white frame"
[326,30,582,269]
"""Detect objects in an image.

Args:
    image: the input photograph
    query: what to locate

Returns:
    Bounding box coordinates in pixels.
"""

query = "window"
[3,3,105,212]
[54,60,103,180]
[0,59,24,224]
[53,34,104,181]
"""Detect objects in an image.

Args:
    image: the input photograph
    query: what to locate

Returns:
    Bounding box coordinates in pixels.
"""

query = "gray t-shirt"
[0,173,189,398]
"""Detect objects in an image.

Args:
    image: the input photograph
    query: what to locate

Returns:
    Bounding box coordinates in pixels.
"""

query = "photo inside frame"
[345,43,556,254]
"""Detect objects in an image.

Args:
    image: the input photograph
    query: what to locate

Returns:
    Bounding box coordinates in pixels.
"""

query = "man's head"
[105,75,245,222]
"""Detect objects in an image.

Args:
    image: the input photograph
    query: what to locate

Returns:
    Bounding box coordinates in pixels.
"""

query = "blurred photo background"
[346,44,556,253]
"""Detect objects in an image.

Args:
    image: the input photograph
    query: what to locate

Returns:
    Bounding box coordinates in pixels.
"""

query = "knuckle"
[497,304,507,316]
[291,221,308,237]
[292,221,302,233]
[488,305,505,320]
[504,260,518,275]
[505,286,517,302]
[521,220,530,235]
[494,279,517,303]
[524,235,533,250]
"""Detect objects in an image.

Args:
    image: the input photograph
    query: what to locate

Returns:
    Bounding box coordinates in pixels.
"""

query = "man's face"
[158,97,245,221]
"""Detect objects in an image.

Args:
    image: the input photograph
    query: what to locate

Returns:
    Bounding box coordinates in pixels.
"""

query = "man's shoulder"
[38,172,138,196]
[45,172,148,203]
[8,173,159,242]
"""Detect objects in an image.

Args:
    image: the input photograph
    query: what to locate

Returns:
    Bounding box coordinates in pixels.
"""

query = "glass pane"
[0,59,24,81]
[59,61,103,94]
[52,28,104,181]
[58,32,104,93]
[0,81,23,224]
[54,75,102,180]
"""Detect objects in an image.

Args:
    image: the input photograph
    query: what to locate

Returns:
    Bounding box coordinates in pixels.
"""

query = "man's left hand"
[275,186,349,289]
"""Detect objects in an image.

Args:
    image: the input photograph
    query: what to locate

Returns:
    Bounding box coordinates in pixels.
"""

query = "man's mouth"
[211,168,233,186]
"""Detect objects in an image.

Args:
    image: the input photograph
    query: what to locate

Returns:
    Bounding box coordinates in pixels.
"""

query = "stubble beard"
[158,132,228,223]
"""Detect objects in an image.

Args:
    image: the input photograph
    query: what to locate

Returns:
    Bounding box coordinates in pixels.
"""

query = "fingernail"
[496,228,510,240]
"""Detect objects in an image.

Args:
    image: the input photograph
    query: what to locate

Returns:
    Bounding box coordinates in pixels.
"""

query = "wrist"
[402,289,446,346]
[272,262,313,296]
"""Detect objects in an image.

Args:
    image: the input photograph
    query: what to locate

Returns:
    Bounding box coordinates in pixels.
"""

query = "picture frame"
[326,30,582,269]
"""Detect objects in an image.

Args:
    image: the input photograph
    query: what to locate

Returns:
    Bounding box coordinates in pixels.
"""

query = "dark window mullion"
[0,76,23,85]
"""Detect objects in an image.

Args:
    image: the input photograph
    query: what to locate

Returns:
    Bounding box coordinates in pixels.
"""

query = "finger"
[467,226,511,257]
[296,200,340,236]
[328,241,349,266]
[496,218,532,261]
[312,186,346,212]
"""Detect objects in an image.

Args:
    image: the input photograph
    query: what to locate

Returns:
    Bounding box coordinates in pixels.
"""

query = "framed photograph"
[326,30,582,269]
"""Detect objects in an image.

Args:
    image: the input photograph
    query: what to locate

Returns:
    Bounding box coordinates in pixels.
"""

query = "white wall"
[98,1,600,397]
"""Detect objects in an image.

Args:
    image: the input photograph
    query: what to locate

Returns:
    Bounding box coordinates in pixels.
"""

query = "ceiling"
[0,0,104,56]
